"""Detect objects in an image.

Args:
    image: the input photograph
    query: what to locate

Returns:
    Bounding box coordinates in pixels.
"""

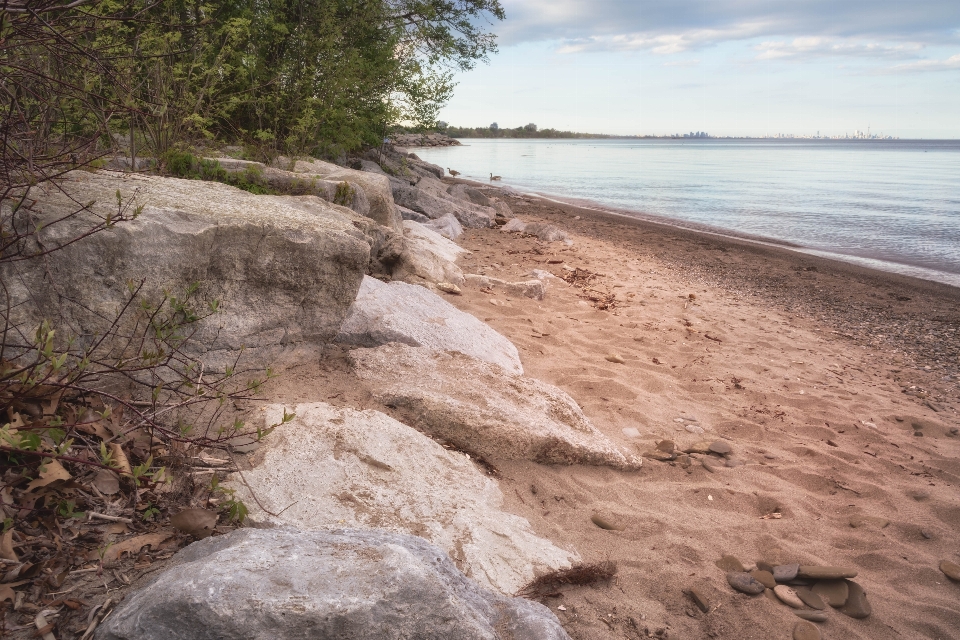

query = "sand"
[267,190,960,639]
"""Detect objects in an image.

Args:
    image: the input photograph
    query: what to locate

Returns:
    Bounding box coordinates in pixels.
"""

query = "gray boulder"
[350,343,644,470]
[391,178,496,229]
[95,528,570,640]
[398,205,431,223]
[293,158,401,230]
[423,212,464,240]
[3,172,369,372]
[359,159,388,175]
[336,276,522,373]
[392,221,468,287]
[448,184,493,207]
[225,403,577,594]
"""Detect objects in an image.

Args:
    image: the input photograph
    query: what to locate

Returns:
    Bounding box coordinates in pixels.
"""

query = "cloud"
[889,53,960,72]
[496,0,960,51]
[752,38,925,62]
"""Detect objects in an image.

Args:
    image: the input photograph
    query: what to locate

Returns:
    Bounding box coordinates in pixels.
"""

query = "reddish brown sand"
[250,191,960,639]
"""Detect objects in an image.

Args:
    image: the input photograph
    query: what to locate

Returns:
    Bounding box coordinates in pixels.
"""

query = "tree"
[524,123,537,132]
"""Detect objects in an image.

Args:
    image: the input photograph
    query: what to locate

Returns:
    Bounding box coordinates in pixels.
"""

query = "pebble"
[909,489,931,501]
[914,430,924,437]
[774,585,805,609]
[840,581,871,619]
[605,353,625,364]
[726,572,765,595]
[701,458,720,473]
[716,555,745,573]
[920,528,933,539]
[685,424,705,435]
[590,514,624,531]
[849,515,889,529]
[756,561,775,573]
[811,580,849,607]
[689,587,710,612]
[621,427,641,438]
[656,440,676,454]
[708,440,732,456]
[797,566,857,580]
[645,449,676,462]
[795,588,826,610]
[795,611,829,623]
[436,282,461,294]
[793,620,821,640]
[773,564,799,582]
[725,458,744,468]
[750,570,776,589]
[940,560,960,581]
[676,454,691,468]
[949,428,959,437]
[685,442,712,454]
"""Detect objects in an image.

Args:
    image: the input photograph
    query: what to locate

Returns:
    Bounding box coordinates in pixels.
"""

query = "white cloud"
[889,53,960,71]
[753,38,925,62]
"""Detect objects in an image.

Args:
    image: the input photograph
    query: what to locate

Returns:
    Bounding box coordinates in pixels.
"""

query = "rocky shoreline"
[5,144,959,639]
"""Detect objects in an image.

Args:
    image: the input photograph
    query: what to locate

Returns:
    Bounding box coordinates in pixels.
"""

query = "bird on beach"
[490,173,501,181]
[447,167,460,176]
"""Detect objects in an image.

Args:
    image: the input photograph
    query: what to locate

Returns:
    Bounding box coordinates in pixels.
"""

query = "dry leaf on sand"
[0,584,15,603]
[109,443,132,475]
[0,529,17,561]
[92,469,121,495]
[171,509,218,539]
[94,532,172,566]
[25,459,71,492]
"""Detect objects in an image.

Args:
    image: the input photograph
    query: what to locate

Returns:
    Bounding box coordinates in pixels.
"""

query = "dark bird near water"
[448,167,460,176]
[490,173,501,181]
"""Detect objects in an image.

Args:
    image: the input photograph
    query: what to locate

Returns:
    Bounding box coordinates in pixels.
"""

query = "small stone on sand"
[689,587,710,612]
[849,515,889,529]
[716,555,745,573]
[795,611,829,623]
[622,427,641,438]
[436,282,461,294]
[940,560,960,581]
[590,514,625,531]
[727,572,765,595]
[708,440,732,456]
[656,440,676,454]
[812,580,849,607]
[798,566,857,580]
[605,353,625,364]
[750,570,776,589]
[701,458,720,473]
[839,581,871,618]
[774,585,805,609]
[773,564,800,582]
[756,561,775,573]
[795,587,826,610]
[793,620,821,640]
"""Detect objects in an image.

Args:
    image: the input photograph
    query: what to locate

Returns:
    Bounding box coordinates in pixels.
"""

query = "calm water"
[414,139,960,288]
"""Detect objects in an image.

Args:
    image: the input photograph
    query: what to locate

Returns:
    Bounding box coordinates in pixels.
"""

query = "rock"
[393,220,468,286]
[590,514,625,531]
[436,282,461,294]
[398,204,431,223]
[5,172,370,372]
[676,454,692,468]
[358,159,388,175]
[909,489,931,501]
[685,424,705,435]
[170,509,217,539]
[688,587,711,613]
[811,580,849,607]
[726,572,765,595]
[336,276,522,373]
[684,441,712,454]
[793,620,822,640]
[95,528,569,640]
[756,561,775,573]
[940,560,960,581]
[839,580,871,618]
[797,566,857,580]
[489,197,514,219]
[423,212,464,240]
[656,440,676,454]
[522,222,568,243]
[645,449,676,462]
[708,440,732,456]
[774,585,805,609]
[795,587,826,610]
[774,564,800,582]
[605,353,625,364]
[463,274,546,300]
[795,611,829,623]
[921,528,934,539]
[725,458,744,468]
[849,515,889,528]
[622,427,641,438]
[391,178,496,228]
[349,343,642,470]
[701,457,721,473]
[502,217,527,233]
[750,570,777,589]
[716,555,744,573]
[225,404,577,595]
[293,158,402,230]
[448,184,493,208]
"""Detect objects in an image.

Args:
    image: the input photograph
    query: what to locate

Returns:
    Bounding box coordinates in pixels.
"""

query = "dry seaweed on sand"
[558,268,618,310]
[517,561,618,599]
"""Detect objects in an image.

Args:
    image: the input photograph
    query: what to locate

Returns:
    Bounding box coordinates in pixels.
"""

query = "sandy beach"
[271,187,960,639]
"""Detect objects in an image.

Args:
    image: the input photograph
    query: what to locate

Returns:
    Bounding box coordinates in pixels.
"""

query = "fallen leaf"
[92,469,120,495]
[109,443,132,475]
[101,522,129,535]
[0,584,14,603]
[94,532,172,566]
[25,459,71,492]
[171,509,218,539]
[0,529,17,561]
[76,409,112,440]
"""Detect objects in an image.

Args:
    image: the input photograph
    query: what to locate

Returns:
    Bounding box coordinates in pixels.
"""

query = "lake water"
[413,139,960,288]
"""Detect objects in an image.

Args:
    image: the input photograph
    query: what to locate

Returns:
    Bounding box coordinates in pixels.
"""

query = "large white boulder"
[95,528,570,640]
[293,158,401,230]
[2,172,370,371]
[350,343,644,471]
[225,403,579,595]
[392,220,468,286]
[336,276,523,374]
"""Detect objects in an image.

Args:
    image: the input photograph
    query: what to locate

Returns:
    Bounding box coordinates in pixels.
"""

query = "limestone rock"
[336,276,523,373]
[398,204,430,223]
[3,172,369,372]
[464,274,546,300]
[95,528,570,640]
[224,404,577,595]
[293,158,401,230]
[392,177,496,228]
[423,212,464,240]
[393,220,468,286]
[350,343,643,470]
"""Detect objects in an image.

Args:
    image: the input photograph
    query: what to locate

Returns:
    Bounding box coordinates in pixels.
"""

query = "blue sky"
[439,0,960,137]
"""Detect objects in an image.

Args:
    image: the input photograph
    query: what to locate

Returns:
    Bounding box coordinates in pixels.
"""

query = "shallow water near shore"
[415,138,960,287]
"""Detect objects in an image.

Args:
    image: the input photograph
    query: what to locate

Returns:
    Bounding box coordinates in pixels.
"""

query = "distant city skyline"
[437,0,960,139]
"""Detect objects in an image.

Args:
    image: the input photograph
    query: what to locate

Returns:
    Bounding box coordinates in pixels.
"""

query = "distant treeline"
[443,125,623,139]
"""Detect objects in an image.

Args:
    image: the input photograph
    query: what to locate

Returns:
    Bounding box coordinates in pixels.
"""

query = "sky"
[438,0,960,137]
